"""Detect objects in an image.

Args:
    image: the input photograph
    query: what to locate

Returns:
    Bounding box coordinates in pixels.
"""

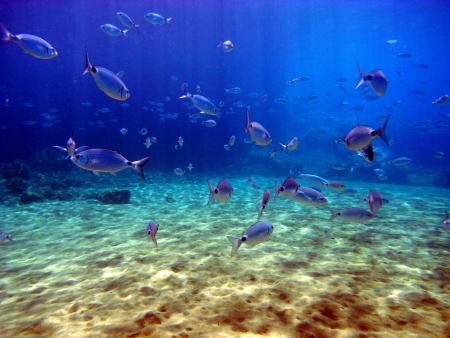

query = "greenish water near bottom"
[0,173,449,337]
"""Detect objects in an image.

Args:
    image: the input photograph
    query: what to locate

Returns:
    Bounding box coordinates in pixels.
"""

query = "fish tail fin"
[377,115,390,145]
[150,234,158,247]
[355,65,365,89]
[131,156,151,179]
[83,49,92,76]
[227,236,241,256]
[166,17,172,23]
[178,92,192,100]
[279,143,287,151]
[207,180,214,205]
[123,29,129,37]
[0,23,12,42]
[52,145,67,153]
[245,106,251,132]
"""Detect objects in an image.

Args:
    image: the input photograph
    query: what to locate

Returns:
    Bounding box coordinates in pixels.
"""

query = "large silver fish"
[70,148,150,179]
[331,208,374,222]
[179,92,219,116]
[208,180,233,204]
[0,23,57,59]
[227,221,274,256]
[245,107,272,146]
[83,51,130,101]
[292,187,327,206]
[345,115,389,151]
[298,174,329,187]
[116,12,139,30]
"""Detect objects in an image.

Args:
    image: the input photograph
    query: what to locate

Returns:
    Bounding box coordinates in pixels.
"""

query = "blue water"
[0,1,449,337]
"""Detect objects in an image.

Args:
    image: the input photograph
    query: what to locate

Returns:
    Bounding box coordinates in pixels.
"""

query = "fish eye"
[367,74,373,80]
[337,212,341,216]
[75,154,80,159]
[214,188,219,194]
[241,236,247,242]
[127,161,132,166]
[280,187,285,192]
[92,67,97,74]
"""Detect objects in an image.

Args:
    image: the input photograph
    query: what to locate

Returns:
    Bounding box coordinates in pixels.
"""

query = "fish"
[358,144,375,162]
[218,40,234,52]
[139,128,148,136]
[228,135,236,147]
[245,107,272,146]
[355,67,388,96]
[432,94,449,105]
[100,24,128,37]
[292,187,327,206]
[53,136,88,158]
[70,149,150,179]
[385,39,398,45]
[174,168,185,176]
[177,136,184,147]
[116,12,139,30]
[397,52,412,58]
[120,128,128,135]
[0,23,58,59]
[224,144,231,151]
[202,119,217,127]
[247,178,260,189]
[225,87,242,94]
[258,190,270,219]
[144,12,172,25]
[331,208,375,222]
[344,115,390,151]
[280,137,299,152]
[275,177,300,199]
[186,163,194,171]
[368,190,383,214]
[389,156,412,167]
[83,50,130,101]
[298,174,329,187]
[208,180,233,205]
[179,92,219,116]
[146,222,159,247]
[325,180,345,191]
[143,137,152,149]
[0,230,13,244]
[227,221,274,256]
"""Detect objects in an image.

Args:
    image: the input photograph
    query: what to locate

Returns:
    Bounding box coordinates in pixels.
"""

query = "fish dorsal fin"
[116,71,125,78]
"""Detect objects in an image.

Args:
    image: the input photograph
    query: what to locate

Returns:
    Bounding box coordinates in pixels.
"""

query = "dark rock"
[55,192,74,201]
[4,178,29,195]
[20,192,45,204]
[96,190,131,204]
[2,160,29,180]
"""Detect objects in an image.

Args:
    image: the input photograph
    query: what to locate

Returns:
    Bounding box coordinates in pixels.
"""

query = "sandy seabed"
[0,173,449,338]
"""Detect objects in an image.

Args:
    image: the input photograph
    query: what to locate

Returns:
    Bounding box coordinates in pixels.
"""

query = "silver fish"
[245,107,271,146]
[83,50,130,101]
[116,12,139,30]
[298,174,329,187]
[218,40,234,52]
[71,148,150,179]
[144,12,172,25]
[345,115,390,151]
[292,187,327,206]
[280,137,299,152]
[100,24,128,37]
[389,156,412,167]
[208,179,233,204]
[332,208,374,222]
[179,92,219,116]
[227,221,274,256]
[0,23,57,59]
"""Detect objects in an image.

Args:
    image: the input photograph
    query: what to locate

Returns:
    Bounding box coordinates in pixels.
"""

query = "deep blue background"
[0,0,449,177]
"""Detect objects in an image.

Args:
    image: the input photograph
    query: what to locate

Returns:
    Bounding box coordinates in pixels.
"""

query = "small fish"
[177,136,184,147]
[275,177,299,199]
[397,52,412,58]
[355,66,388,96]
[389,156,412,167]
[292,187,327,206]
[100,24,128,37]
[208,180,233,205]
[245,106,272,146]
[144,12,172,25]
[228,135,236,147]
[146,222,159,247]
[179,92,219,116]
[345,115,390,151]
[224,144,232,151]
[120,128,128,135]
[331,208,375,222]
[143,137,152,149]
[368,190,383,214]
[116,12,139,30]
[227,221,274,256]
[325,181,345,191]
[0,23,58,59]
[139,128,148,136]
[280,137,298,152]
[186,163,194,171]
[258,190,270,219]
[98,107,111,113]
[218,40,234,52]
[434,151,446,160]
[53,136,88,158]
[83,50,130,101]
[71,149,150,179]
[202,119,217,127]
[298,174,328,187]
[432,94,449,106]
[0,230,13,244]
[174,168,185,176]
[225,87,242,94]
[385,39,398,45]
[329,163,347,171]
